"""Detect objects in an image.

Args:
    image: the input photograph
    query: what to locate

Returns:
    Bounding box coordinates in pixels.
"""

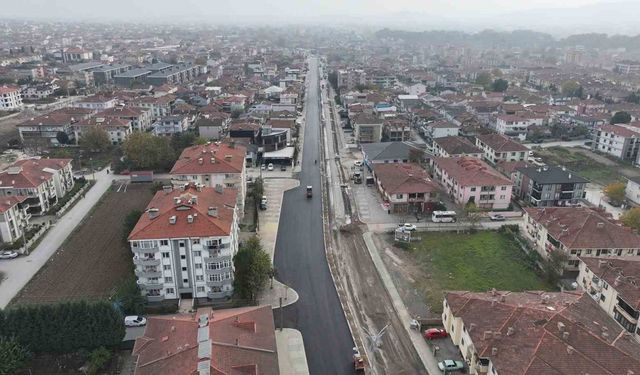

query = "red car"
[423,328,448,340]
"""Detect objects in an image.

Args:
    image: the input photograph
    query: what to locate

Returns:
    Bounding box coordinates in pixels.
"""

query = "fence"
[55,180,94,218]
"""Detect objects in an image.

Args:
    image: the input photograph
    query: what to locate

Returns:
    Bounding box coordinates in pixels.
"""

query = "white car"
[124,315,147,327]
[267,163,274,171]
[354,160,363,167]
[399,223,417,232]
[0,251,18,259]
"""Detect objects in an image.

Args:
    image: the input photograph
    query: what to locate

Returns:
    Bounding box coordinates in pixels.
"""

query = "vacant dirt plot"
[12,183,154,306]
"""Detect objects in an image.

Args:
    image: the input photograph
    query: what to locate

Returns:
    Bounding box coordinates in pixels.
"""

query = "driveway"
[0,168,123,308]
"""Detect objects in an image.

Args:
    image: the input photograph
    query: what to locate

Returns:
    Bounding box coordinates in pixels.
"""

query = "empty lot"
[11,183,153,306]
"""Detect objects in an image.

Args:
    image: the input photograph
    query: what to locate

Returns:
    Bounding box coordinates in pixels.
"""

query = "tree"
[0,336,30,375]
[122,132,176,171]
[81,126,111,151]
[170,132,197,154]
[464,201,483,229]
[85,347,112,375]
[112,277,146,316]
[475,72,492,87]
[56,131,70,145]
[233,236,273,303]
[603,182,626,205]
[620,208,640,232]
[491,79,509,92]
[626,92,640,104]
[561,81,581,97]
[610,111,632,124]
[123,210,142,242]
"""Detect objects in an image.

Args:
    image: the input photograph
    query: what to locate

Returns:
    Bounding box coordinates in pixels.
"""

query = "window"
[160,240,169,246]
[470,187,476,192]
[193,251,201,257]
[193,239,200,244]
[182,267,187,271]
[197,286,205,293]
[501,186,507,190]
[195,263,202,269]
[166,288,175,294]
[164,277,173,283]
[183,279,188,283]
[396,194,403,199]
[180,255,186,260]
[196,275,204,281]
[163,265,171,270]
[600,294,606,302]
[586,249,592,255]
[162,252,170,258]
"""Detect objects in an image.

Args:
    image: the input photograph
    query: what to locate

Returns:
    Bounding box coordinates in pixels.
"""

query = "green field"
[535,146,623,185]
[410,231,554,313]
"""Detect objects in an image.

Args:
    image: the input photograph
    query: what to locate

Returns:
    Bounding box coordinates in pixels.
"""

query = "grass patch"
[411,231,555,313]
[535,146,623,185]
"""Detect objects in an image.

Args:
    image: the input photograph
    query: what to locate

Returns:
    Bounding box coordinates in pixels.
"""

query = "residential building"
[383,118,411,141]
[0,196,30,244]
[353,115,383,143]
[132,306,279,374]
[523,207,640,271]
[442,290,640,375]
[195,117,228,140]
[425,121,459,139]
[495,114,544,136]
[593,124,640,162]
[16,107,95,145]
[260,125,289,152]
[73,116,132,145]
[128,183,239,301]
[361,141,428,166]
[21,83,58,100]
[91,63,132,85]
[514,165,587,207]
[72,95,117,111]
[62,48,92,62]
[578,257,640,339]
[170,142,246,214]
[626,176,640,205]
[433,136,483,159]
[475,133,529,164]
[615,60,640,75]
[99,105,153,132]
[152,115,189,136]
[130,95,175,120]
[372,163,440,213]
[0,158,74,216]
[0,85,23,110]
[431,157,513,209]
[145,63,204,86]
[113,68,152,87]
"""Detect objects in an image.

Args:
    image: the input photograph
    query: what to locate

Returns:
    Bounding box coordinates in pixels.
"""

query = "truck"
[306,186,313,198]
[353,347,365,372]
[353,171,362,184]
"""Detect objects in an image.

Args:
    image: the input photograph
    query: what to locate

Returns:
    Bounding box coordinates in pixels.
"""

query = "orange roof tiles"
[170,142,246,176]
[433,156,512,187]
[373,163,439,195]
[0,158,71,189]
[128,183,237,241]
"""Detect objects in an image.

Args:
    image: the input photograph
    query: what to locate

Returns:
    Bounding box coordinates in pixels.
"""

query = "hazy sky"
[2,0,636,35]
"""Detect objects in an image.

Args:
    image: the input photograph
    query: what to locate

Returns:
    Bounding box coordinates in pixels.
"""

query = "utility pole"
[279,297,283,331]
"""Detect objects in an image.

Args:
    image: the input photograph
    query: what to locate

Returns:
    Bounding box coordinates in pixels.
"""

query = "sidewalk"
[0,167,119,308]
[256,178,300,309]
[276,328,310,375]
[362,231,441,375]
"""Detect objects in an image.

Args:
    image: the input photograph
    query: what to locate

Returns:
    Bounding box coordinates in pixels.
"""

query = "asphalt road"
[273,57,355,375]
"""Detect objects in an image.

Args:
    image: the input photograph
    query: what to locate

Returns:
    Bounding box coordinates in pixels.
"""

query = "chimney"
[614,276,622,287]
[210,157,215,164]
[162,185,173,193]
[596,222,604,229]
[198,157,204,165]
[208,206,218,217]
[235,338,239,346]
[493,332,502,340]
[491,347,498,356]
[483,330,492,340]
[566,345,574,355]
[598,260,607,268]
[169,215,177,224]
[171,326,176,332]
[562,331,570,340]
[506,327,515,336]
[557,322,565,332]
[187,215,194,223]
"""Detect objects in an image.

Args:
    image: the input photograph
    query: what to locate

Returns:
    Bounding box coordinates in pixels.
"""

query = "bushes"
[85,347,112,375]
[0,301,124,354]
[0,336,30,375]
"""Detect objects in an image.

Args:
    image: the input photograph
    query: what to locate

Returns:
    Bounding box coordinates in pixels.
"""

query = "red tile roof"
[432,157,512,187]
[0,85,19,95]
[476,133,529,152]
[446,291,640,375]
[0,158,71,188]
[128,183,237,241]
[434,136,483,156]
[76,116,131,129]
[17,108,95,127]
[373,163,439,195]
[598,124,640,138]
[0,195,27,213]
[170,142,246,176]
[133,305,278,375]
[524,207,640,250]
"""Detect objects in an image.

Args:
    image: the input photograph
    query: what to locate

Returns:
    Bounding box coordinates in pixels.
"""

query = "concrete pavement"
[584,184,625,219]
[276,328,310,375]
[0,167,122,308]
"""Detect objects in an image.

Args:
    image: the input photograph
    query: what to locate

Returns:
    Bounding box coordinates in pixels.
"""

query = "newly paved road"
[273,58,354,375]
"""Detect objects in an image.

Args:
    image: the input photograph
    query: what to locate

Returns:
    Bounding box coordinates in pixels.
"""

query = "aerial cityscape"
[1,1,640,374]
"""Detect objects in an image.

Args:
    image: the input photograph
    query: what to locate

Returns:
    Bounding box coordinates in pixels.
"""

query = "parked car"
[124,315,147,327]
[423,328,448,340]
[354,160,363,167]
[260,196,268,210]
[438,359,465,372]
[0,251,18,259]
[267,163,274,171]
[261,164,266,170]
[280,164,287,171]
[489,214,506,221]
[399,223,417,232]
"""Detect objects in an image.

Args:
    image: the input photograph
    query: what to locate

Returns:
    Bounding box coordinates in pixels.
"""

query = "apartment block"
[475,133,529,164]
[592,124,640,162]
[0,85,23,110]
[128,184,239,302]
[514,165,587,207]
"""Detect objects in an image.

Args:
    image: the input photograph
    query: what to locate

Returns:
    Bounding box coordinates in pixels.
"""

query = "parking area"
[257,178,299,258]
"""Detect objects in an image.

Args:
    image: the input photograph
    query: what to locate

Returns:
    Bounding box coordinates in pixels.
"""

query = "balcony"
[146,295,164,303]
[137,280,163,290]
[135,268,162,278]
[205,267,231,275]
[207,290,231,299]
[133,257,161,266]
[206,280,227,287]
[132,246,158,254]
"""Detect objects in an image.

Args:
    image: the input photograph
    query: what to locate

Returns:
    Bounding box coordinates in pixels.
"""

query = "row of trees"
[0,300,125,354]
[119,132,208,172]
[602,182,640,232]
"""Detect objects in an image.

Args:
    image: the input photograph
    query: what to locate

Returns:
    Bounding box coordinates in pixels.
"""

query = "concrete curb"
[276,328,310,375]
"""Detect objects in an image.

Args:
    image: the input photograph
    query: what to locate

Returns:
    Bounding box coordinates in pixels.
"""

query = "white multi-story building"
[495,114,544,137]
[626,176,640,205]
[0,85,23,110]
[593,124,640,162]
[0,196,31,244]
[128,184,239,302]
[475,133,529,164]
[170,142,247,216]
[578,257,640,340]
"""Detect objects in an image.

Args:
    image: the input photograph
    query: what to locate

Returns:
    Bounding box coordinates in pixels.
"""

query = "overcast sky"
[2,0,636,35]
